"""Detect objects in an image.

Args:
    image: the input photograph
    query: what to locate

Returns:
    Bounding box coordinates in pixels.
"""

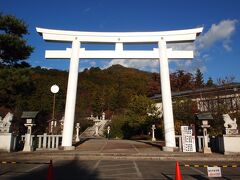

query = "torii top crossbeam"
[36,27,203,59]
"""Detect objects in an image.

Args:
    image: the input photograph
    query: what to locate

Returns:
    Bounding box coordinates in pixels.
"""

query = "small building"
[151,83,240,114]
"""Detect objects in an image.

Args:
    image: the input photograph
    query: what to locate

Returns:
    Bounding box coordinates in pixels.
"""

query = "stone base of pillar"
[152,138,156,142]
[23,145,33,152]
[163,146,179,152]
[203,147,212,154]
[75,137,80,142]
[60,146,75,150]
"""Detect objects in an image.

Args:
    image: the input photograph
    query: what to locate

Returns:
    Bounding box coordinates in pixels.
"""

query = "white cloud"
[82,8,91,13]
[104,59,159,72]
[172,19,238,73]
[197,19,238,50]
[223,39,232,51]
[90,61,97,66]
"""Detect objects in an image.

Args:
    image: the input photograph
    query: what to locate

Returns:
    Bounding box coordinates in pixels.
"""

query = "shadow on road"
[161,172,173,179]
[73,137,91,147]
[135,140,164,150]
[11,157,100,180]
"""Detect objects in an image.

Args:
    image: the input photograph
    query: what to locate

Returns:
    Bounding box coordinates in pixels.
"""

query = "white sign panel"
[207,167,222,177]
[181,126,196,152]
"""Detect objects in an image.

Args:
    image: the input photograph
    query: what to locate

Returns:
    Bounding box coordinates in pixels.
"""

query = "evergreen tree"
[206,77,214,87]
[195,68,204,88]
[0,14,34,65]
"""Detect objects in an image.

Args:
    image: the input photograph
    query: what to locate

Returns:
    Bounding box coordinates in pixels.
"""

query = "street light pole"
[52,93,56,120]
[50,84,59,134]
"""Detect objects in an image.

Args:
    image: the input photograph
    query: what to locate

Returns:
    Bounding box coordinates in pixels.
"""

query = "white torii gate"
[37,27,203,151]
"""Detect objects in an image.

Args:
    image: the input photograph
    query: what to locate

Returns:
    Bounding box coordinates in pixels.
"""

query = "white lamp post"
[50,84,59,134]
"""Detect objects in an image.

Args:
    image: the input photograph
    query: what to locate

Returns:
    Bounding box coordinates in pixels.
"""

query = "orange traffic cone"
[175,161,182,180]
[47,160,53,180]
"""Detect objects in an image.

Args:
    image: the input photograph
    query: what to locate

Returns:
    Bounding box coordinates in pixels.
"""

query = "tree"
[170,70,195,91]
[195,68,204,88]
[173,97,199,134]
[0,14,34,65]
[206,77,214,87]
[124,95,159,137]
[0,67,35,109]
[217,76,235,86]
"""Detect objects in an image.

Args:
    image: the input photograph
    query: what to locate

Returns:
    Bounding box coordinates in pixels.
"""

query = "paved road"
[1,160,240,179]
[1,139,240,179]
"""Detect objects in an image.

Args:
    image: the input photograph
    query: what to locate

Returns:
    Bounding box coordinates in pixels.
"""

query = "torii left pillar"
[61,38,80,150]
[158,38,176,151]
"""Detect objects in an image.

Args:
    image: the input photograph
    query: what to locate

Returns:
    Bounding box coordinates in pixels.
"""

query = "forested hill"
[76,64,160,119]
[0,64,210,122]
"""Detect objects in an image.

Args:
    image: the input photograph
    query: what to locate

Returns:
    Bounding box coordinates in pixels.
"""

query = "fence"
[21,133,62,150]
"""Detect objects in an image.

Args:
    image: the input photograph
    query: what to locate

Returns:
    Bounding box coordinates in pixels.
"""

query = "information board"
[207,167,222,177]
[181,126,196,152]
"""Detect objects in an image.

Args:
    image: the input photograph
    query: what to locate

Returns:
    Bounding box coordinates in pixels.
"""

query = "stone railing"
[37,133,62,150]
[22,133,62,150]
[175,135,205,152]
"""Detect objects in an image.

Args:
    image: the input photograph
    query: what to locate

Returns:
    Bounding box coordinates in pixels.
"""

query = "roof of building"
[151,83,240,101]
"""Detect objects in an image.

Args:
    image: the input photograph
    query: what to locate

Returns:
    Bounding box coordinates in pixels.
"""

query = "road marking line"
[99,167,135,172]
[92,160,101,170]
[133,161,143,178]
[26,164,45,172]
[132,144,140,153]
[99,163,133,168]
[100,140,108,152]
[101,172,138,177]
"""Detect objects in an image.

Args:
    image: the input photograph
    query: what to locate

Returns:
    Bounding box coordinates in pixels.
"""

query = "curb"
[1,152,240,161]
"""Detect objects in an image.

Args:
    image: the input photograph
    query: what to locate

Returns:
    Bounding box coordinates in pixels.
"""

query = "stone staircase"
[80,119,109,138]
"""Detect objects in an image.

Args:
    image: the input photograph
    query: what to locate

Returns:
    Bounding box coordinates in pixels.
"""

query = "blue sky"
[1,0,240,82]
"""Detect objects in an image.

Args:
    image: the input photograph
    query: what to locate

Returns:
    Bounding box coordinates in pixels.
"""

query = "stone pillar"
[95,122,99,136]
[43,133,47,149]
[107,125,110,139]
[158,39,176,151]
[102,112,105,120]
[152,124,156,142]
[75,123,80,142]
[62,38,80,150]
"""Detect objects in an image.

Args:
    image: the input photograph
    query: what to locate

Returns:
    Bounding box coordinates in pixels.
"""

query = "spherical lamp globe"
[50,84,59,94]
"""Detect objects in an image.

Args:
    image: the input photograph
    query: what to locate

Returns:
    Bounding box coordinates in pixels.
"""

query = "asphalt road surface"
[1,160,240,180]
